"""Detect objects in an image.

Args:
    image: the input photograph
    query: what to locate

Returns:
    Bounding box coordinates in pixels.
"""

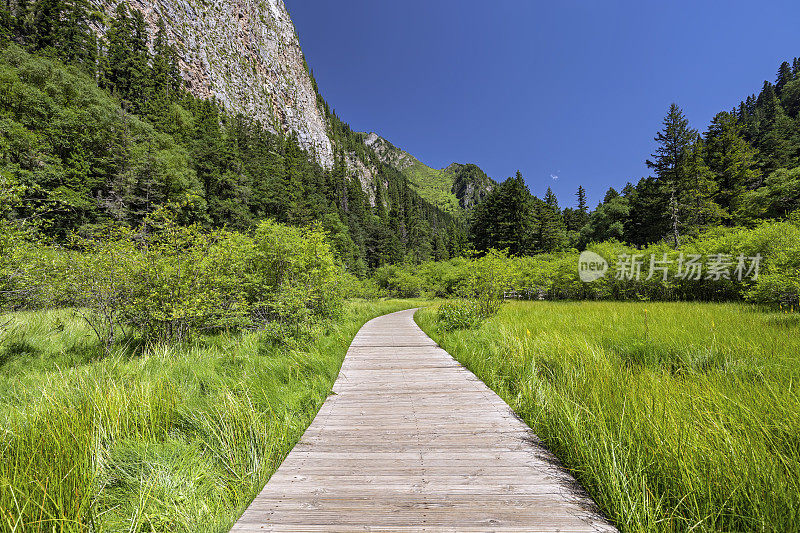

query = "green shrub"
[436,300,484,331]
[373,220,800,307]
[1,216,347,347]
[457,249,511,316]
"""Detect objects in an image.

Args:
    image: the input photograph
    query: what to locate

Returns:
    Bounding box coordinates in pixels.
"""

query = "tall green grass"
[416,301,800,532]
[0,299,421,532]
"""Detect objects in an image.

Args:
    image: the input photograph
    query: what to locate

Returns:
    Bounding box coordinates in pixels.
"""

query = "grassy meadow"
[0,299,420,532]
[416,301,800,532]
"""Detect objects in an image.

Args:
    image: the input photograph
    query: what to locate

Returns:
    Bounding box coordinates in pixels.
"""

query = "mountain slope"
[364,133,495,214]
[87,0,493,217]
[88,0,334,167]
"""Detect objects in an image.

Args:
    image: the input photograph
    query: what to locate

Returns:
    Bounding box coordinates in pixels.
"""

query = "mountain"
[87,0,493,216]
[0,0,494,269]
[364,133,496,214]
[88,0,334,168]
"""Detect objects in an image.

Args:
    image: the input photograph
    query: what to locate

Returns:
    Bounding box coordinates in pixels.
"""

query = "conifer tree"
[59,0,96,71]
[576,185,589,227]
[576,186,588,213]
[682,137,722,231]
[536,191,567,252]
[776,61,793,95]
[646,104,697,247]
[469,171,535,255]
[705,111,760,213]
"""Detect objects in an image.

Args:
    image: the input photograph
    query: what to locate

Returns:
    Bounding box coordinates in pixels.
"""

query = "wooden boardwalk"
[231,309,616,532]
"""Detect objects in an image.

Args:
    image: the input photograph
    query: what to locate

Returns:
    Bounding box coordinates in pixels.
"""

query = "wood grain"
[230,309,616,532]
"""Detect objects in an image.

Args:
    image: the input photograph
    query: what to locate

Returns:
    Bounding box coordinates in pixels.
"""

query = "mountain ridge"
[87,0,493,216]
[363,132,496,213]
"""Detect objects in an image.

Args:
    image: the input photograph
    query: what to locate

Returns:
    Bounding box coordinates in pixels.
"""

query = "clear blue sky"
[285,0,800,208]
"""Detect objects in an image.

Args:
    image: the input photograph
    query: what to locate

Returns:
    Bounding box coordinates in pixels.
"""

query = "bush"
[373,263,426,298]
[375,220,800,308]
[457,249,512,316]
[1,217,347,348]
[436,300,485,331]
[245,220,343,329]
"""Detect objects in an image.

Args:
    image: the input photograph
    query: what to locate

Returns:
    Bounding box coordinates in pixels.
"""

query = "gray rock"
[89,0,334,169]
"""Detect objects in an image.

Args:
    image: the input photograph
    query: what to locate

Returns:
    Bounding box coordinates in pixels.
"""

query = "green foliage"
[65,227,138,353]
[458,249,512,316]
[435,299,485,331]
[0,6,463,273]
[377,220,800,308]
[738,166,800,221]
[373,263,426,298]
[469,171,537,255]
[1,217,348,346]
[646,103,699,246]
[402,160,462,214]
[447,163,495,209]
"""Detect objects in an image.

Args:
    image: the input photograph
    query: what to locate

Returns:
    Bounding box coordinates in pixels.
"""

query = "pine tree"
[776,61,793,95]
[469,171,535,255]
[682,137,722,231]
[150,18,182,103]
[646,104,697,247]
[31,0,61,51]
[103,5,149,110]
[576,186,587,213]
[603,187,620,203]
[562,186,589,236]
[625,177,668,246]
[705,111,760,214]
[59,0,96,71]
[536,193,567,252]
[756,81,782,127]
[543,187,558,209]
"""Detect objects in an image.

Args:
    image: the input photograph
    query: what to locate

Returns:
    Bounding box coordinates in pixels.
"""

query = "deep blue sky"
[285,0,800,208]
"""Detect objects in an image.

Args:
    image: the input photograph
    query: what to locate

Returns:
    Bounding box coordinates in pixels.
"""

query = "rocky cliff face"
[89,0,334,168]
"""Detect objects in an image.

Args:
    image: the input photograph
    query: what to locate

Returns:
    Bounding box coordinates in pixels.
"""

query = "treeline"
[377,217,800,307]
[471,59,800,253]
[0,0,463,276]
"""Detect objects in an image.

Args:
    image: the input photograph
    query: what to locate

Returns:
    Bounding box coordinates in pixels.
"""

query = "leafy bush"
[1,217,346,348]
[373,263,426,298]
[65,227,139,352]
[374,219,800,308]
[436,299,485,331]
[245,220,343,328]
[456,249,512,316]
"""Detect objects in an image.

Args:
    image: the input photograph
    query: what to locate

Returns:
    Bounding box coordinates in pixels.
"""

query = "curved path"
[231,309,616,532]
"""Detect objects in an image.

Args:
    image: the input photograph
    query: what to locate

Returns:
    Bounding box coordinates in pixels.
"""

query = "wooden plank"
[230,309,616,532]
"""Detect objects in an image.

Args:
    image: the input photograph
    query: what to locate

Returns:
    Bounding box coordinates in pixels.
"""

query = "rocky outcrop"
[364,132,415,171]
[89,1,493,212]
[89,0,334,168]
[445,163,496,209]
[363,132,495,212]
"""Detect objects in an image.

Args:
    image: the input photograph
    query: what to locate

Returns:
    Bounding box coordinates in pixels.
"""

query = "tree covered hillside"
[0,0,466,274]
